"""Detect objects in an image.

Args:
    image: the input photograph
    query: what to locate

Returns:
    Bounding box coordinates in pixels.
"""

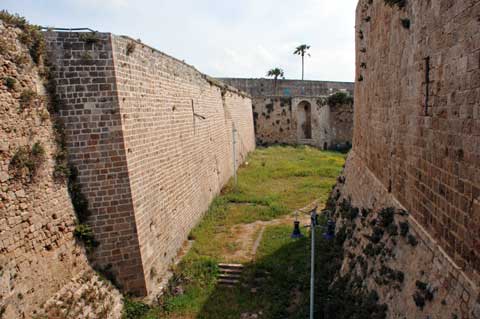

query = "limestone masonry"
[220,78,354,149]
[336,0,480,317]
[0,21,121,319]
[45,32,255,296]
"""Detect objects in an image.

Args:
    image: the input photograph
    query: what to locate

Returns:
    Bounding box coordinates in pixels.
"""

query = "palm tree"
[266,68,285,94]
[293,44,311,80]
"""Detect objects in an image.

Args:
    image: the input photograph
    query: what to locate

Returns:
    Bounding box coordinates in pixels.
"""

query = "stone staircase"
[217,263,244,287]
[298,138,315,146]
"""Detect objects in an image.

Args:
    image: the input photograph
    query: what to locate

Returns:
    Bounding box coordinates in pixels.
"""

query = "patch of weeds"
[9,142,45,179]
[412,281,434,310]
[384,0,406,8]
[126,42,136,55]
[377,265,404,285]
[79,32,100,45]
[68,166,91,223]
[399,221,409,237]
[80,51,92,62]
[12,53,30,66]
[401,18,411,29]
[3,77,16,90]
[74,224,99,252]
[39,108,50,121]
[19,89,38,110]
[327,92,354,106]
[378,207,395,227]
[416,280,428,290]
[31,141,45,157]
[266,103,274,113]
[361,208,371,218]
[0,10,28,28]
[386,223,398,236]
[364,243,379,257]
[370,227,384,244]
[0,11,45,64]
[413,291,425,309]
[407,234,418,246]
[122,298,150,319]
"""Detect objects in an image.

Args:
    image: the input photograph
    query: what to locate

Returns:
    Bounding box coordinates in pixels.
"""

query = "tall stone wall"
[337,0,480,316]
[252,96,353,149]
[45,32,255,296]
[45,31,145,295]
[219,78,354,97]
[0,21,121,319]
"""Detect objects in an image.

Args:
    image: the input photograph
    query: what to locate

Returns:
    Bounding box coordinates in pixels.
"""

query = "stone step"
[218,273,242,279]
[218,263,244,270]
[218,268,243,275]
[218,278,240,285]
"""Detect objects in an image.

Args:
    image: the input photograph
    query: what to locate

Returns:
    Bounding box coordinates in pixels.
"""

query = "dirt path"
[223,200,320,262]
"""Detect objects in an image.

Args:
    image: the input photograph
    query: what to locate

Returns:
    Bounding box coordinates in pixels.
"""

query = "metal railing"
[40,27,97,32]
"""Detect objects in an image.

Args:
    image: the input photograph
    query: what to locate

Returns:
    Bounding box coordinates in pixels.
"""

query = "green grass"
[129,146,346,319]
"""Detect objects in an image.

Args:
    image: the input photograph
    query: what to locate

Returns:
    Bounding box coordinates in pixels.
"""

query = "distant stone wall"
[336,0,480,316]
[0,21,120,319]
[45,32,255,296]
[221,78,354,148]
[219,78,354,97]
[252,96,353,149]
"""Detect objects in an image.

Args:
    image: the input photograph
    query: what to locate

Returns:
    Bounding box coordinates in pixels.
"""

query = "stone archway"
[297,101,312,139]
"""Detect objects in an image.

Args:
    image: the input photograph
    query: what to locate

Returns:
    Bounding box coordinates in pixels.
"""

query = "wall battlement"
[45,31,255,296]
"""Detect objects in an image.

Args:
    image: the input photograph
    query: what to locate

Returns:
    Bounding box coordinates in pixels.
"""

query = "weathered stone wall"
[336,153,479,318]
[45,31,146,295]
[335,0,480,317]
[112,36,255,295]
[219,78,354,97]
[0,21,121,319]
[45,32,255,296]
[252,96,353,149]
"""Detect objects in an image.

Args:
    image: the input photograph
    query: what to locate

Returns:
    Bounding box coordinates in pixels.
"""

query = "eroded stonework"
[0,21,121,319]
[332,0,480,317]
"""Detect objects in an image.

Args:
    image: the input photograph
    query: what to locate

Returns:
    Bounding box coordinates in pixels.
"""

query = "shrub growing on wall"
[327,92,354,106]
[0,10,45,64]
[9,142,45,179]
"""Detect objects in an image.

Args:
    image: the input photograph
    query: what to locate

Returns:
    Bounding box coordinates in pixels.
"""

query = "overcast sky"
[2,0,357,82]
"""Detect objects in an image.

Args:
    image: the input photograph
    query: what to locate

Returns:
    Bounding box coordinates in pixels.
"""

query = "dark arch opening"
[298,101,312,139]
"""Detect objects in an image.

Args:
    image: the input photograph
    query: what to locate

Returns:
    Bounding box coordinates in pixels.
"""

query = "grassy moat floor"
[124,146,347,319]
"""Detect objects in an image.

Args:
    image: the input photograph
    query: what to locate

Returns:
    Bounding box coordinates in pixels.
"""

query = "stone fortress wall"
[220,78,354,149]
[338,0,480,317]
[45,31,255,296]
[0,21,122,319]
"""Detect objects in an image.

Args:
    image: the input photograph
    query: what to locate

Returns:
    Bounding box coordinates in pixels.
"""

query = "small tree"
[293,44,311,80]
[266,68,285,95]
